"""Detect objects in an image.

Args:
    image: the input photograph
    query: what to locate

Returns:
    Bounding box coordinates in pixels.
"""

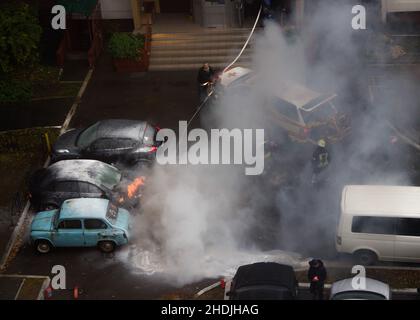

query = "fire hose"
[186,5,263,129]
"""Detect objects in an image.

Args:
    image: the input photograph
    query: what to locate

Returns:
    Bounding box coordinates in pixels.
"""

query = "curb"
[0,68,94,271]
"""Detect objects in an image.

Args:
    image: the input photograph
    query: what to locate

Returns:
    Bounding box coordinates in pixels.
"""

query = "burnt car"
[217,67,350,145]
[51,119,161,165]
[29,159,145,211]
[225,262,299,300]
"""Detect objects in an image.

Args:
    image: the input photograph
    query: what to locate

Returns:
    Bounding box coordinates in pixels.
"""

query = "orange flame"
[127,176,145,199]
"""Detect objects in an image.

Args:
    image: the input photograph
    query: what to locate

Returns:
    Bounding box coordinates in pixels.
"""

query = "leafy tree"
[0,3,42,74]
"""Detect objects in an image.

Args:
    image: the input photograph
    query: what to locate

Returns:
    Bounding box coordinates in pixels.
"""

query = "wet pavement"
[3,50,420,299]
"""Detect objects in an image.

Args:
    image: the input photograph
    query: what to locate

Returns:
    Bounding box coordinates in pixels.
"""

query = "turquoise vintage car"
[30,198,131,254]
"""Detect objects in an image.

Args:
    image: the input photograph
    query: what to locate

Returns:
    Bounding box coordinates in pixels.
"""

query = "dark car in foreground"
[29,159,145,210]
[225,262,299,300]
[51,119,161,165]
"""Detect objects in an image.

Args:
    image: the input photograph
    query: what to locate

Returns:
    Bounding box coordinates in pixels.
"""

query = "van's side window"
[396,218,420,237]
[352,217,396,235]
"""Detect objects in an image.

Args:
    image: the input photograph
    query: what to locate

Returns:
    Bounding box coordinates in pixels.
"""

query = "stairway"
[149,28,257,71]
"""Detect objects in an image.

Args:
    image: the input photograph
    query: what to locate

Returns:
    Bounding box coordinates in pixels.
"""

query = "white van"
[336,185,420,265]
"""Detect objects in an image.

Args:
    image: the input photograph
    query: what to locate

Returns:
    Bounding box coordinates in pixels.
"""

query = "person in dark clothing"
[307,259,327,300]
[311,139,330,184]
[197,63,215,103]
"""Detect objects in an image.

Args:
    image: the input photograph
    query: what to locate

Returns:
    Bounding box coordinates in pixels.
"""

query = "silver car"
[330,277,391,300]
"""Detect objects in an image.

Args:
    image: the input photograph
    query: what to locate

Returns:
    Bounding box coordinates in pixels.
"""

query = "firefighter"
[311,139,330,184]
[308,259,327,300]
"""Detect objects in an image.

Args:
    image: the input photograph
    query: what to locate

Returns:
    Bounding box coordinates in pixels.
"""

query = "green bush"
[108,33,145,60]
[0,78,32,104]
[0,3,42,74]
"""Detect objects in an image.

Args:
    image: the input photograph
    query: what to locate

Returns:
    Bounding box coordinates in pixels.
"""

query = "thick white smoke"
[119,2,420,284]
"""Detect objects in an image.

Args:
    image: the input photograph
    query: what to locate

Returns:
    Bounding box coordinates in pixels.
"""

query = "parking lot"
[3,14,420,300]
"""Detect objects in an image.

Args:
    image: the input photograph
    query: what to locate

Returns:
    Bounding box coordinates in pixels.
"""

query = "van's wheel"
[35,240,52,254]
[354,250,377,265]
[98,241,115,253]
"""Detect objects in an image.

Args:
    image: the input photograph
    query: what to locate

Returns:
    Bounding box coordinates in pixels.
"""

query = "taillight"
[148,146,158,153]
[303,127,310,137]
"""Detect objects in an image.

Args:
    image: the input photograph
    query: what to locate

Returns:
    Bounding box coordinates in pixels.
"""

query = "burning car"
[29,159,145,211]
[217,67,350,144]
[225,262,299,300]
[30,198,131,254]
[51,119,161,165]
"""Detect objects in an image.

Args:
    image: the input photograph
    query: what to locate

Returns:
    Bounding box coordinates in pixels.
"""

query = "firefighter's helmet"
[318,139,326,148]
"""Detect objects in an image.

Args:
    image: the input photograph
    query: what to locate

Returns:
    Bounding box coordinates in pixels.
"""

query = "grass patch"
[32,82,81,100]
[0,127,60,207]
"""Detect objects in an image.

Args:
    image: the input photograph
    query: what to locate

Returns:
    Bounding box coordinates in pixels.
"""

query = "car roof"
[220,67,336,109]
[59,198,110,220]
[42,159,121,189]
[95,119,147,141]
[342,185,420,217]
[233,262,296,291]
[330,278,390,299]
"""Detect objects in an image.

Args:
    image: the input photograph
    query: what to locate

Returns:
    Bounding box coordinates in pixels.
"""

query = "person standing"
[311,139,330,184]
[197,63,215,103]
[308,259,327,300]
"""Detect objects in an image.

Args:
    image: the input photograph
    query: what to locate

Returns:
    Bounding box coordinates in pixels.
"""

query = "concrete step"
[148,61,252,71]
[150,54,252,65]
[151,28,257,40]
[151,48,252,58]
[151,38,254,48]
[149,29,256,71]
[152,33,252,43]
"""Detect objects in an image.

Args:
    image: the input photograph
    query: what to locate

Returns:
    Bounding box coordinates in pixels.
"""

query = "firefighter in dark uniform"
[308,259,327,300]
[311,139,330,184]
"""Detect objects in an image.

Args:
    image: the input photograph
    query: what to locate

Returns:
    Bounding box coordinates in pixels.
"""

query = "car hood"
[31,210,57,232]
[52,128,83,153]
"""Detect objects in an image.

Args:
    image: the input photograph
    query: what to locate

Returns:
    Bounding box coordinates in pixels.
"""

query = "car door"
[83,218,110,247]
[52,219,84,247]
[394,218,420,262]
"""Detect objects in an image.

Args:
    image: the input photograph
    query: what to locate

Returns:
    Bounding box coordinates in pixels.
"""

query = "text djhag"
[156,121,265,175]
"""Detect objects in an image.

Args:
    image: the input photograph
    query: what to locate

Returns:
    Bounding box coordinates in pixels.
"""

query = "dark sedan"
[29,159,145,211]
[225,262,299,300]
[51,119,161,165]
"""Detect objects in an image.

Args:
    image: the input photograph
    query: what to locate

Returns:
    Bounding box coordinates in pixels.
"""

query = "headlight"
[56,149,70,153]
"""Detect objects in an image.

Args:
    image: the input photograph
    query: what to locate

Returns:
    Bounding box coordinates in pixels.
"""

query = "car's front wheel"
[35,240,52,254]
[98,241,115,253]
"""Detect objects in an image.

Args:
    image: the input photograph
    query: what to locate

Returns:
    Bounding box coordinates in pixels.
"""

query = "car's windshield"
[301,100,337,124]
[77,122,100,148]
[106,202,119,224]
[99,165,122,190]
[331,291,386,300]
